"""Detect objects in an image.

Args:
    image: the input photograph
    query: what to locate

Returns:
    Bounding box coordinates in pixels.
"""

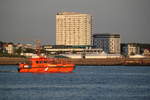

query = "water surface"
[0,65,150,100]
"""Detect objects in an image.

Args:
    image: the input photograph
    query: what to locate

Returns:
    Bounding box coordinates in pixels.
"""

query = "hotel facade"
[56,12,92,46]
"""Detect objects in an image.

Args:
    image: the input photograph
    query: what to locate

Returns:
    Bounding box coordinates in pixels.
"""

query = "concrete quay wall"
[70,58,150,66]
[0,57,150,66]
[0,57,28,65]
[70,58,124,66]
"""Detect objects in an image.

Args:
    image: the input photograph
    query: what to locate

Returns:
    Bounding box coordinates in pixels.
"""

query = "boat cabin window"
[44,61,47,63]
[36,61,39,64]
[35,61,47,64]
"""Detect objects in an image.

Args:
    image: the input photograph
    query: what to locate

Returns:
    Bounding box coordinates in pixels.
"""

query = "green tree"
[24,48,35,53]
[15,47,22,55]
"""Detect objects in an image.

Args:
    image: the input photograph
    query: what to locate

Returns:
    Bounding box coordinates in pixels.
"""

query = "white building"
[122,43,140,56]
[61,51,122,59]
[5,44,14,54]
[143,49,150,56]
[43,45,102,54]
[93,33,121,54]
[56,12,92,46]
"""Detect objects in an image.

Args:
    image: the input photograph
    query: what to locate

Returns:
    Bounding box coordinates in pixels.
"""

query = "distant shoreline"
[0,57,150,66]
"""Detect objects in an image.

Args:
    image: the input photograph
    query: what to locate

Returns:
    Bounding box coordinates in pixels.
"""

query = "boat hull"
[18,66,75,73]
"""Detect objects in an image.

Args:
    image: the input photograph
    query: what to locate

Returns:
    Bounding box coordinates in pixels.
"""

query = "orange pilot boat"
[18,57,75,73]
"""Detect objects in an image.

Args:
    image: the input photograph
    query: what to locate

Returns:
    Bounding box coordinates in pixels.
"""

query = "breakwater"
[0,57,150,66]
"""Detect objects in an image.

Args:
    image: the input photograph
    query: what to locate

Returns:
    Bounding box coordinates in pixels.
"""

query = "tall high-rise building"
[56,12,92,46]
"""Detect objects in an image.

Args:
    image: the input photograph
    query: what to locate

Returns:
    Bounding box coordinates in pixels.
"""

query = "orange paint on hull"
[18,57,75,73]
[19,66,75,73]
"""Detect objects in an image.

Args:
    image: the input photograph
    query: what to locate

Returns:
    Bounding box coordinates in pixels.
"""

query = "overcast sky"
[0,0,150,44]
